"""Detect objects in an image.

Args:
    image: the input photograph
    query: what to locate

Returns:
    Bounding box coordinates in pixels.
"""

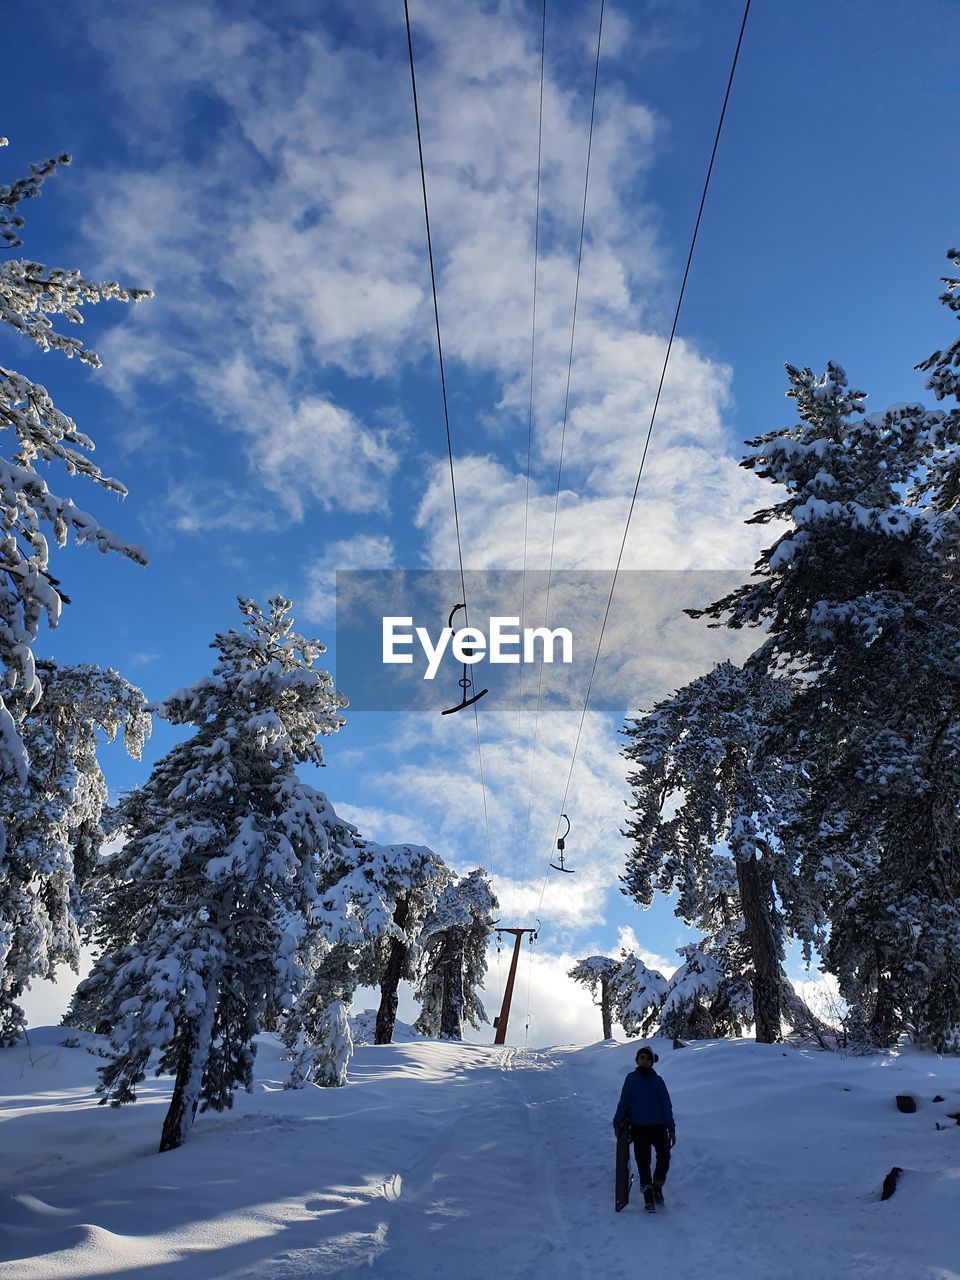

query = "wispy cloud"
[161,476,260,535]
[318,702,637,931]
[198,354,400,520]
[616,925,675,977]
[78,1,698,530]
[304,533,397,623]
[128,650,160,667]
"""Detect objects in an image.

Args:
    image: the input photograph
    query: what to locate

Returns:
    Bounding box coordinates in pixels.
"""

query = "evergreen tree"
[0,660,149,1044]
[282,836,449,1080]
[567,955,620,1040]
[413,869,497,1040]
[693,320,960,1048]
[622,662,798,1042]
[655,943,753,1040]
[0,140,149,810]
[86,597,347,1150]
[275,799,366,1088]
[620,254,960,1052]
[608,952,669,1038]
[282,942,356,1088]
[352,842,450,1045]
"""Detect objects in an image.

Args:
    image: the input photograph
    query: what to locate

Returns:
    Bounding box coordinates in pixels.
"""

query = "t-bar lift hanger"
[550,813,575,874]
[441,601,489,715]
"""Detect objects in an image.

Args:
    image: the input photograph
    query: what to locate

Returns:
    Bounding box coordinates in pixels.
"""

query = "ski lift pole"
[492,925,538,1045]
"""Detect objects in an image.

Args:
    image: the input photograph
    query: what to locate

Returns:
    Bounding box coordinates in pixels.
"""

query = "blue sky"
[6,0,959,1044]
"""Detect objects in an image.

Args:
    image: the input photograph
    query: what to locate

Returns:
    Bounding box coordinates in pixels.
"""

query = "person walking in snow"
[612,1045,676,1210]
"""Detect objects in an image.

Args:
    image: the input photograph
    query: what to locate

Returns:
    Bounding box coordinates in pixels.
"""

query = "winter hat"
[635,1045,659,1064]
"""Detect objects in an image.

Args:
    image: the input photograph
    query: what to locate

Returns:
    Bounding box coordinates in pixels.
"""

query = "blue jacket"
[613,1068,675,1131]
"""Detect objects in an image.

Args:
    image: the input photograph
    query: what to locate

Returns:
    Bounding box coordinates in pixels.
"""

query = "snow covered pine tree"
[86,597,347,1150]
[0,140,149,804]
[282,938,357,1089]
[655,943,753,1040]
[622,662,798,1043]
[693,286,960,1049]
[0,141,149,1028]
[351,840,450,1045]
[414,869,497,1040]
[568,955,621,1040]
[282,835,450,1082]
[630,259,960,1051]
[0,660,149,1044]
[609,952,670,1039]
[275,793,370,1089]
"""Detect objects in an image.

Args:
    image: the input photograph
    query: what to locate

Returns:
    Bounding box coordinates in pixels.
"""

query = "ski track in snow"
[1,1029,960,1279]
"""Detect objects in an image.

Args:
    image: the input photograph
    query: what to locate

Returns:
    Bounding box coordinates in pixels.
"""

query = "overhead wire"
[519,0,605,904]
[511,0,548,921]
[519,0,605,1047]
[403,0,493,866]
[533,0,754,920]
[404,0,752,1041]
[522,922,536,1046]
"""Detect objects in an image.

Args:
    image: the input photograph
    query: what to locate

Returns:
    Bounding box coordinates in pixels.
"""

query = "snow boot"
[653,1183,664,1206]
[642,1185,656,1213]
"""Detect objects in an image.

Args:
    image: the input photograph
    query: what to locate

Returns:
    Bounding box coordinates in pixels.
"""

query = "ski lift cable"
[496,924,504,1006]
[522,861,548,1049]
[523,942,535,1046]
[403,0,493,864]
[536,0,753,910]
[511,0,548,920]
[518,0,606,904]
[472,694,494,866]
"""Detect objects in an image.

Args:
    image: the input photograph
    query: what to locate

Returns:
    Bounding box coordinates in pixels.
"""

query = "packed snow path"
[1,1030,959,1278]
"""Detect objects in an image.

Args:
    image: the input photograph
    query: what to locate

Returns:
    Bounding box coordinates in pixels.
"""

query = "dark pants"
[631,1124,670,1188]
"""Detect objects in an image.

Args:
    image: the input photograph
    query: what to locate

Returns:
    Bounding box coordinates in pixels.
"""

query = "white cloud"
[76,0,782,591]
[472,945,607,1047]
[76,2,693,514]
[161,475,258,535]
[323,702,636,933]
[332,800,427,847]
[304,533,397,623]
[615,925,675,976]
[128,650,160,667]
[188,352,401,521]
[416,450,769,576]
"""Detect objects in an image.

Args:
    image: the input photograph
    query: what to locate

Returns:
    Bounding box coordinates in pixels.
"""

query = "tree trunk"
[868,940,897,1047]
[159,983,217,1153]
[599,974,613,1040]
[736,852,782,1044]
[159,1036,197,1153]
[688,1000,716,1039]
[439,932,465,1040]
[375,897,410,1045]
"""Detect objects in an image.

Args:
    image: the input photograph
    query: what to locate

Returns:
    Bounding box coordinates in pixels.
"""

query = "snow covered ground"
[1,1029,959,1279]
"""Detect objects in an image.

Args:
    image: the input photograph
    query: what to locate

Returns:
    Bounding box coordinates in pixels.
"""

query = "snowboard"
[615,1125,632,1212]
